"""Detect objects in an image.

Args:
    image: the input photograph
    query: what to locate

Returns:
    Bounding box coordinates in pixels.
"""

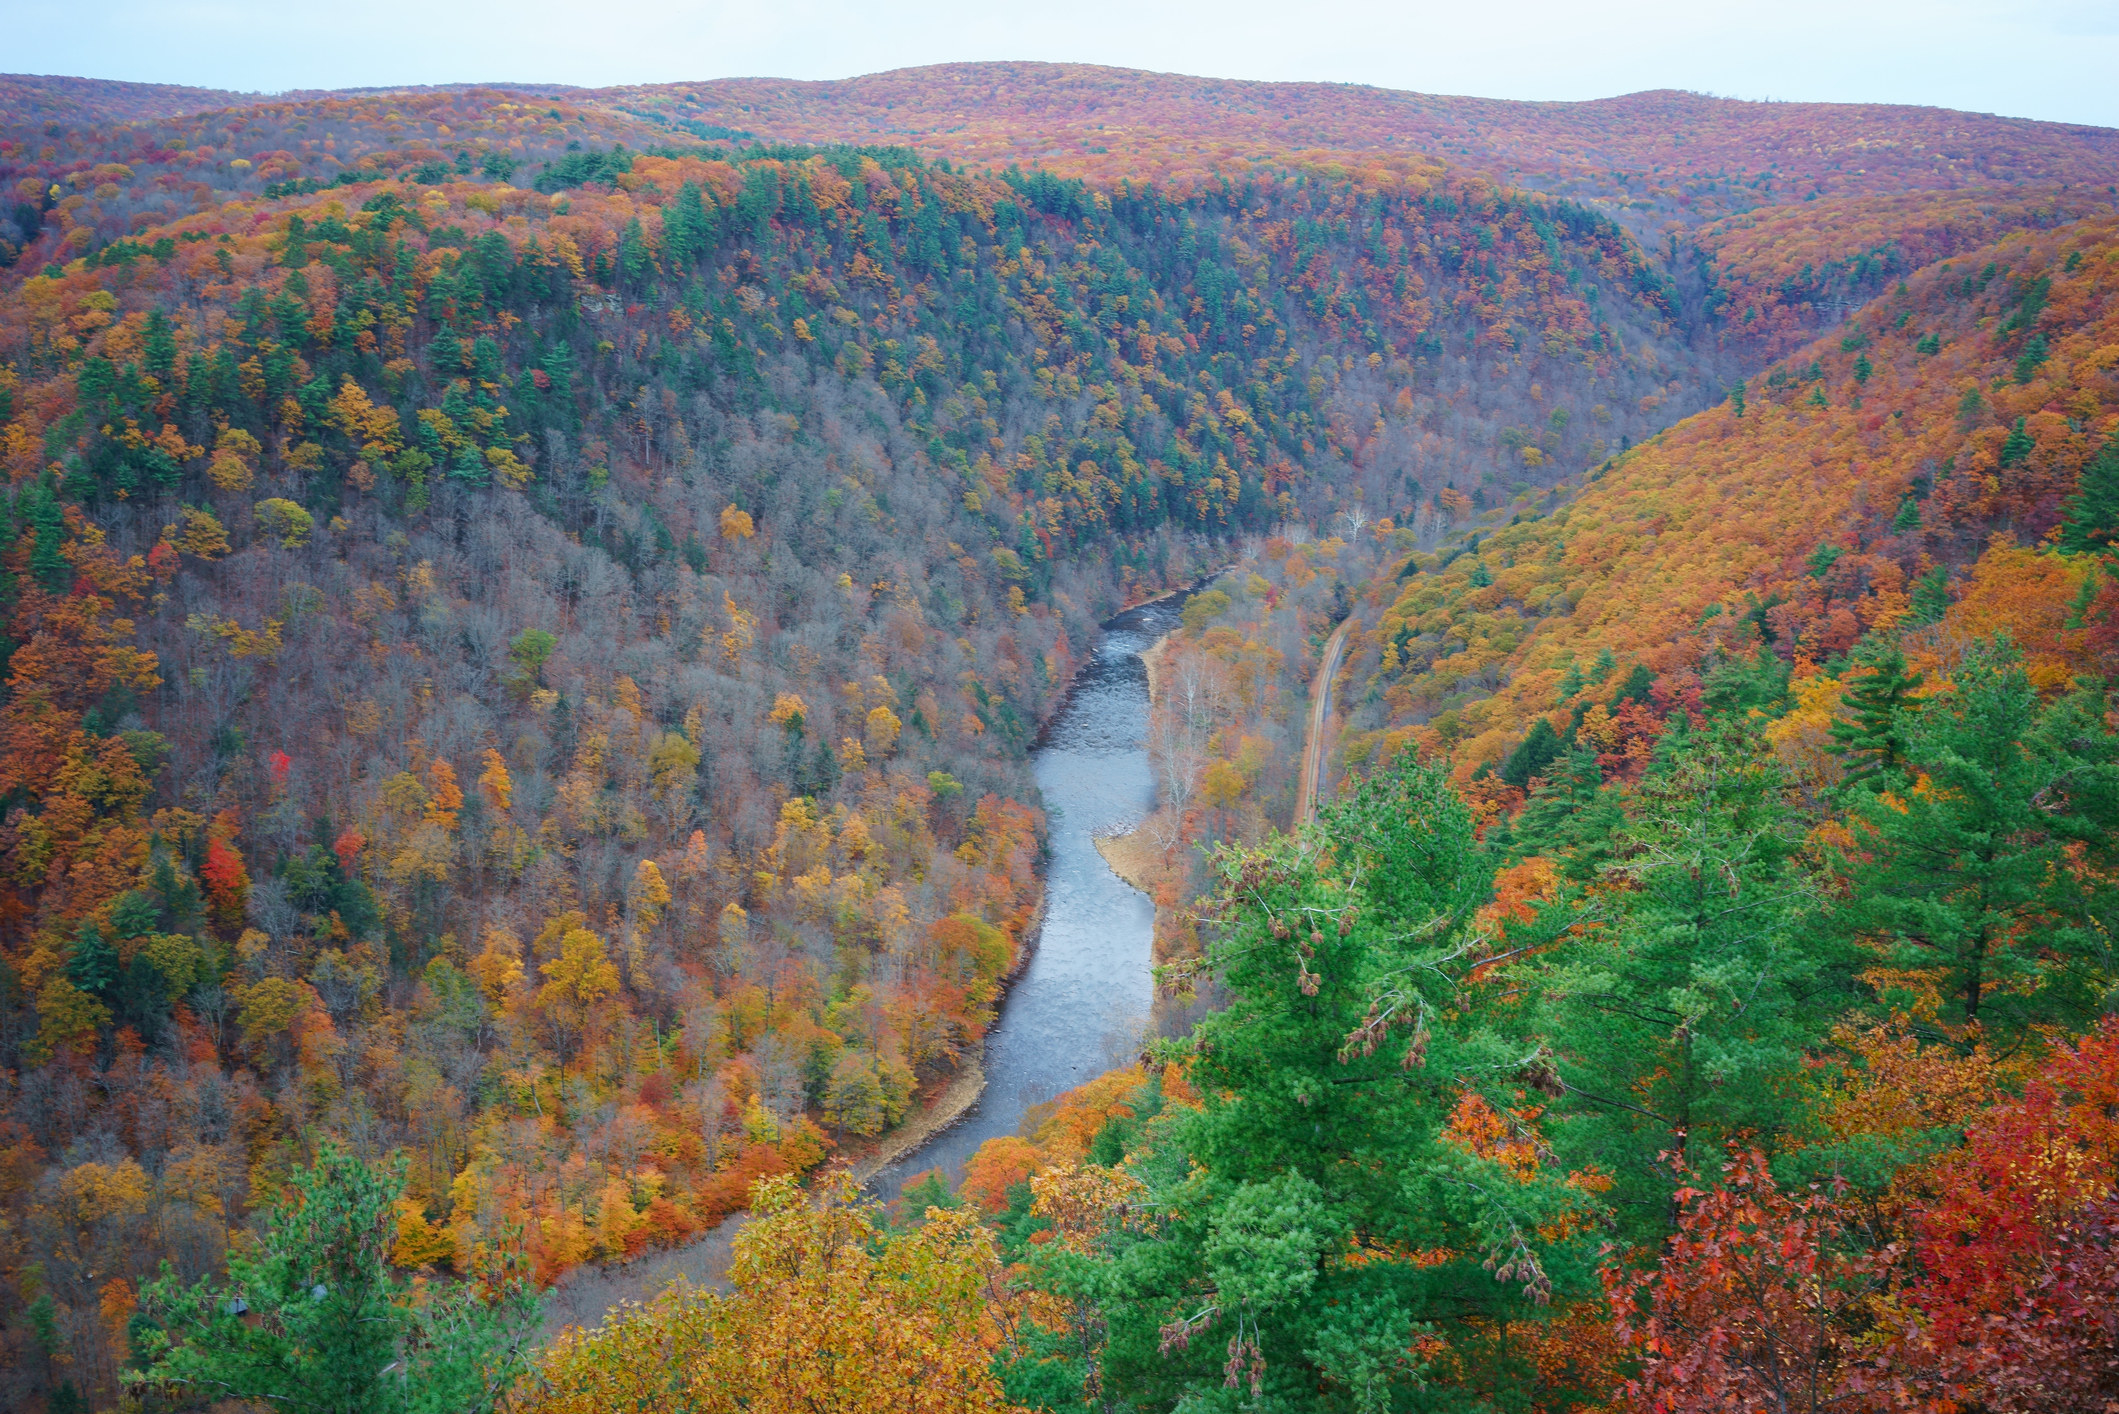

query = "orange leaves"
[959,1136,1043,1214]
[1443,1092,1547,1183]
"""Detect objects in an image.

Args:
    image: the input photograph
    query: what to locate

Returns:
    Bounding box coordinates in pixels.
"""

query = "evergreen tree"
[1498,716,1564,791]
[1511,745,1622,880]
[2059,435,2119,558]
[1058,757,1601,1411]
[140,1143,542,1414]
[1838,640,2112,1042]
[1828,636,1922,789]
[1538,714,1837,1234]
[1610,663,1655,710]
[66,918,118,998]
[1910,564,1952,624]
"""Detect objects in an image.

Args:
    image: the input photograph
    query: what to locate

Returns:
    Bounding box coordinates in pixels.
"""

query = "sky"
[8,0,2118,128]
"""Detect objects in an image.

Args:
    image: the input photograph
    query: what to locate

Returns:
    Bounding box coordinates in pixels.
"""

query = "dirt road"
[1293,617,1353,826]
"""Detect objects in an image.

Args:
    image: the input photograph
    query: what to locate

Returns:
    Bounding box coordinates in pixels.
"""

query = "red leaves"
[1607,1151,1892,1414]
[1612,1027,2119,1413]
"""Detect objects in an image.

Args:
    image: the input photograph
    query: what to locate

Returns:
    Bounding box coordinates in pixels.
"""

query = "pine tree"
[1911,564,1952,624]
[1610,663,1655,710]
[1838,640,2109,1041]
[2059,436,2119,558]
[67,919,118,998]
[140,1144,542,1414]
[1498,717,1564,790]
[1828,637,1921,789]
[1538,714,1839,1231]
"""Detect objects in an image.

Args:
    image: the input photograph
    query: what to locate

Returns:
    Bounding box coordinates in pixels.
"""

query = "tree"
[535,920,618,1064]
[67,917,118,997]
[1827,636,1921,790]
[1606,1151,1889,1414]
[1539,713,1839,1229]
[2060,435,2119,559]
[1057,755,1604,1411]
[1499,716,1565,791]
[521,1173,1024,1414]
[138,1143,540,1414]
[1839,639,2113,1041]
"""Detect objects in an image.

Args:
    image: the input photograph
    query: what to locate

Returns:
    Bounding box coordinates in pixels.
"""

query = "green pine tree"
[1828,637,1921,790]
[1537,714,1841,1230]
[2059,435,2119,558]
[139,1143,541,1414]
[1838,640,2113,1043]
[66,919,118,998]
[1052,757,1602,1411]
[1910,564,1952,624]
[1609,663,1655,710]
[1510,745,1621,880]
[1498,717,1564,791]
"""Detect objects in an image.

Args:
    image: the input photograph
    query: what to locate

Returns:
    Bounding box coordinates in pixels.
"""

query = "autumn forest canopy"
[0,57,2117,1413]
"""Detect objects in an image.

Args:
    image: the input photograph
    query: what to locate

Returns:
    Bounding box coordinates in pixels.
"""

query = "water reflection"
[872,596,1183,1193]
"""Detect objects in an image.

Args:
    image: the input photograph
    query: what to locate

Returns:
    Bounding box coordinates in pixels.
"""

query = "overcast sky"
[9,0,2116,128]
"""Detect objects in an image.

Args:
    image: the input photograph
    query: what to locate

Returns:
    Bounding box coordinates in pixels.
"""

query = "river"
[540,593,1182,1330]
[869,592,1183,1194]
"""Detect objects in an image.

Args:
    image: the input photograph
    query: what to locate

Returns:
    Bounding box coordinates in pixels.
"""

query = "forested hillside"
[2,62,2119,1414]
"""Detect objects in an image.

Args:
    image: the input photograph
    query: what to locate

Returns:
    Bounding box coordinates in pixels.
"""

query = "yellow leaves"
[768,692,807,729]
[720,593,756,664]
[237,976,311,1049]
[58,1157,151,1226]
[631,858,672,925]
[478,747,513,812]
[864,705,903,757]
[469,925,526,1002]
[328,375,403,458]
[391,1197,456,1269]
[719,503,755,541]
[184,611,284,661]
[539,924,618,1010]
[838,736,870,773]
[170,505,229,560]
[485,445,533,489]
[1762,671,1844,792]
[1818,1013,2003,1145]
[1029,1161,1149,1256]
[207,425,261,491]
[32,975,109,1061]
[253,496,314,548]
[1201,757,1247,807]
[425,758,463,831]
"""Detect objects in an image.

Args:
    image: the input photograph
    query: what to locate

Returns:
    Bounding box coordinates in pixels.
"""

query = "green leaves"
[138,1143,541,1414]
[1202,1173,1331,1313]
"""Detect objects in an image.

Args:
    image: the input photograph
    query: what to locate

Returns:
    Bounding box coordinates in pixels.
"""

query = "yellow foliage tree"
[519,1173,1025,1414]
[537,923,618,1063]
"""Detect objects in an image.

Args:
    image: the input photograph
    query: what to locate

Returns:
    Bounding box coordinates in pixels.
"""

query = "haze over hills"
[1,57,2118,1414]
